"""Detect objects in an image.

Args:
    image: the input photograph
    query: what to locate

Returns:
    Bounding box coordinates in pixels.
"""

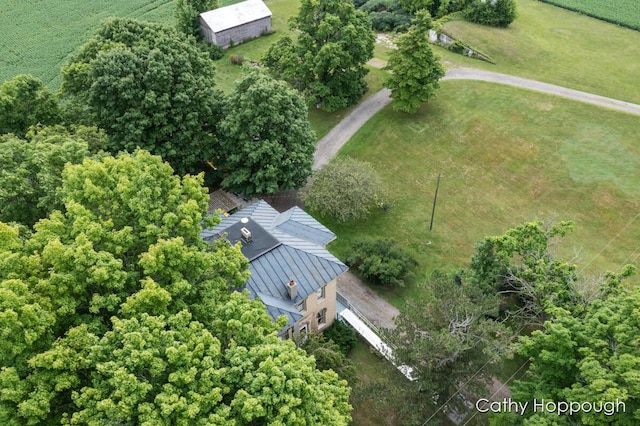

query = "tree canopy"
[218,67,315,195]
[262,0,375,111]
[61,18,224,176]
[387,271,512,418]
[304,157,386,222]
[175,0,219,37]
[465,0,517,27]
[385,10,445,113]
[508,272,638,425]
[0,127,101,227]
[0,150,352,425]
[0,75,61,137]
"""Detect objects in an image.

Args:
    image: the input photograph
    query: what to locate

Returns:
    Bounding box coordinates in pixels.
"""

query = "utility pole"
[429,174,441,231]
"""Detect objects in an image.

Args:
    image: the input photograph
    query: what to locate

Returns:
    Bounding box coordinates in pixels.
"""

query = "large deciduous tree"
[262,0,375,111]
[0,150,352,424]
[61,18,224,176]
[218,68,315,195]
[468,220,582,326]
[385,10,445,113]
[386,271,512,418]
[175,0,219,37]
[0,127,100,227]
[506,269,638,425]
[304,156,386,222]
[0,75,61,137]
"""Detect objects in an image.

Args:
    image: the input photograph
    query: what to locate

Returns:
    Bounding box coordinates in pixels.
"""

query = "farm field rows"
[538,0,640,30]
[0,0,174,88]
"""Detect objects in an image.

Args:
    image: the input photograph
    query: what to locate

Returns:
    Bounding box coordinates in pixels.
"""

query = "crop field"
[538,0,640,31]
[0,0,174,89]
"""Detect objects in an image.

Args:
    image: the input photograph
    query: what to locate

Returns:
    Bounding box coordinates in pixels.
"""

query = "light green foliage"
[61,18,224,176]
[510,277,639,425]
[0,130,91,227]
[175,0,219,37]
[305,157,386,222]
[387,271,512,418]
[464,0,516,27]
[469,220,581,326]
[0,151,352,424]
[218,67,315,195]
[346,238,418,287]
[385,10,445,113]
[262,0,375,111]
[0,75,61,137]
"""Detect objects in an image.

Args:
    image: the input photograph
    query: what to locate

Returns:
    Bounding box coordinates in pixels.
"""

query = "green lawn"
[432,0,640,104]
[0,0,174,88]
[323,81,640,306]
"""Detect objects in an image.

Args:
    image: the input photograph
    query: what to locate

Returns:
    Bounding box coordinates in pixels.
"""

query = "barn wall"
[215,17,272,48]
[199,18,217,44]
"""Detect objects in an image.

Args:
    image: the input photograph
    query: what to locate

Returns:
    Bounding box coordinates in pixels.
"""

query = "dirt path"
[313,65,640,170]
[336,272,399,330]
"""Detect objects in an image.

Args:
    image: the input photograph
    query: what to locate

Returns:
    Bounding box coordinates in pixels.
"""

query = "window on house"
[317,308,327,326]
[316,286,325,300]
[299,323,308,341]
[295,300,305,312]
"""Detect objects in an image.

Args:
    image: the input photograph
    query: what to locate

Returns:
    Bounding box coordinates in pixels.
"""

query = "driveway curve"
[313,67,640,170]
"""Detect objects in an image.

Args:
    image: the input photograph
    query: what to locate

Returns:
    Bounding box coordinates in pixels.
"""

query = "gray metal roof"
[202,200,348,326]
[199,0,272,33]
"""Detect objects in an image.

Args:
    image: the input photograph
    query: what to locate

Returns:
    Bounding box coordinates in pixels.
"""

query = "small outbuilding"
[199,0,272,49]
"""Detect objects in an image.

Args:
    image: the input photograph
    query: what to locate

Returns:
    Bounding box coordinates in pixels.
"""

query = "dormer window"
[316,285,325,300]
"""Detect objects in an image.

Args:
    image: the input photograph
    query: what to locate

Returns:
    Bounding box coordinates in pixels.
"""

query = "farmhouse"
[201,200,348,339]
[199,0,272,48]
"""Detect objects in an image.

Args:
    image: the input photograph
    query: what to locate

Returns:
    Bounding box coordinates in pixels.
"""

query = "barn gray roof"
[199,0,272,33]
[201,200,347,326]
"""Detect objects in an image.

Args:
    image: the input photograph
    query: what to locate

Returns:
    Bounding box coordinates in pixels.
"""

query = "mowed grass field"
[538,0,640,31]
[0,0,174,89]
[324,81,640,306]
[438,0,640,104]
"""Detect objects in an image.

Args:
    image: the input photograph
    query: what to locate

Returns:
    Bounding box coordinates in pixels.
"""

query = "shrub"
[207,44,224,60]
[369,11,412,31]
[230,54,245,65]
[305,157,387,222]
[323,320,358,355]
[346,238,418,287]
[464,0,516,27]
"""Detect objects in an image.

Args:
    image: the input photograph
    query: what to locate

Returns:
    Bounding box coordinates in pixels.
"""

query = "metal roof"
[202,200,348,326]
[199,0,272,33]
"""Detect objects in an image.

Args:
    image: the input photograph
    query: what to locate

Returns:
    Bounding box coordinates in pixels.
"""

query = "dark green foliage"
[0,75,61,137]
[301,332,358,383]
[386,271,512,420]
[61,18,224,177]
[323,320,358,355]
[262,0,375,112]
[360,0,414,31]
[206,43,224,60]
[175,0,219,37]
[218,67,315,195]
[369,11,412,31]
[0,130,91,227]
[464,0,516,27]
[346,238,417,287]
[385,11,445,113]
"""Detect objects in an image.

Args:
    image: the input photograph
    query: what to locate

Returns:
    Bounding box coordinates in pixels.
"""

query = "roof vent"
[287,280,298,299]
[240,227,252,242]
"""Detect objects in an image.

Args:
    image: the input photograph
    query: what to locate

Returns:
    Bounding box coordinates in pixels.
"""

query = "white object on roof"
[199,0,272,33]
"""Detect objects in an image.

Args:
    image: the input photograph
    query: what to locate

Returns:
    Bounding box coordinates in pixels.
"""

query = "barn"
[199,0,272,49]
